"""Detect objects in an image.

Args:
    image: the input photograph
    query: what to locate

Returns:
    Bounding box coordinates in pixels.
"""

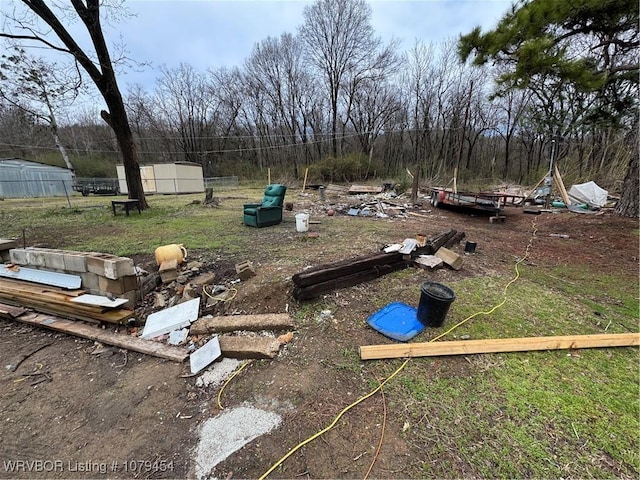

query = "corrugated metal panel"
[0,158,73,198]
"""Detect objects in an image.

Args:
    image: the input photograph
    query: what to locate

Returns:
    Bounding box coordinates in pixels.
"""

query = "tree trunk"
[614,154,639,217]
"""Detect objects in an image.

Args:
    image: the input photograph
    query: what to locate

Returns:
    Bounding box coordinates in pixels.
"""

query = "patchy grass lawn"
[0,187,637,479]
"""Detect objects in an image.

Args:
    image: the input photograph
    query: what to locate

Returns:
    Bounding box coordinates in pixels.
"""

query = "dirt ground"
[0,202,637,480]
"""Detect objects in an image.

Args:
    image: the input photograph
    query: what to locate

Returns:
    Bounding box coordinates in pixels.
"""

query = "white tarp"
[568,181,608,208]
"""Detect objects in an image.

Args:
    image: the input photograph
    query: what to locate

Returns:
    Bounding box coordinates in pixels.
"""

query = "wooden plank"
[190,313,294,335]
[292,252,403,288]
[218,335,282,359]
[359,333,640,360]
[553,165,571,205]
[435,247,463,270]
[12,312,188,362]
[0,302,27,319]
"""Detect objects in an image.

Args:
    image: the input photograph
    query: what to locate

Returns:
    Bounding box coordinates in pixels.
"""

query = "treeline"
[0,1,636,191]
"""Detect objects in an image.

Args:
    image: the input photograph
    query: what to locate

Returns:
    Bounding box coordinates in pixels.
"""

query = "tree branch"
[0,32,71,54]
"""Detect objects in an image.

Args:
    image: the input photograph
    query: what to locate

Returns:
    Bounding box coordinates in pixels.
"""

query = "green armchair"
[243,184,287,227]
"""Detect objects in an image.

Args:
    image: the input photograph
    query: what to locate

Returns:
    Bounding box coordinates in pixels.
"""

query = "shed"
[0,158,74,198]
[116,162,205,195]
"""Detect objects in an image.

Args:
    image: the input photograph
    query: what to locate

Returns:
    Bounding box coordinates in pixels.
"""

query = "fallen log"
[359,332,640,360]
[293,261,408,300]
[292,251,403,288]
[190,313,294,335]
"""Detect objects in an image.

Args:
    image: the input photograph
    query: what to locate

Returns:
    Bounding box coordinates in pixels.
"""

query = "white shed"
[117,162,205,194]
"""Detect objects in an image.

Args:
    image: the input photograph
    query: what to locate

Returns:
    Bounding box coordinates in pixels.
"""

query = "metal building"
[0,158,74,198]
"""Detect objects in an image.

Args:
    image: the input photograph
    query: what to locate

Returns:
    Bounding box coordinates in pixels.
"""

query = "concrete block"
[98,276,127,295]
[9,249,28,266]
[87,254,135,280]
[118,289,138,308]
[121,275,139,292]
[25,248,47,267]
[235,261,256,281]
[159,259,179,284]
[43,251,65,270]
[63,253,88,273]
[80,272,101,291]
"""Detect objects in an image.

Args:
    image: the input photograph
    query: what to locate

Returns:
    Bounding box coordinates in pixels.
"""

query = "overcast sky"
[2,0,514,91]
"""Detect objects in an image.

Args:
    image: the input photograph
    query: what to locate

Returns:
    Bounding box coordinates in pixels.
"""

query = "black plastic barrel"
[416,281,456,327]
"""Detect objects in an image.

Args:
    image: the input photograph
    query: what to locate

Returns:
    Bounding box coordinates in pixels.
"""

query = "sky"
[1,0,514,91]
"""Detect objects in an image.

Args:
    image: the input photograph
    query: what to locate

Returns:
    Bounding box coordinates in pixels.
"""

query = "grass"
[0,190,637,479]
[382,262,639,478]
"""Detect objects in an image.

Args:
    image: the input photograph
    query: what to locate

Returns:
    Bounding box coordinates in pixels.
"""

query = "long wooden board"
[359,333,640,360]
[12,312,188,362]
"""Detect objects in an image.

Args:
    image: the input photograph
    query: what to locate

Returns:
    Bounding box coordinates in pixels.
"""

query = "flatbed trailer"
[430,189,524,218]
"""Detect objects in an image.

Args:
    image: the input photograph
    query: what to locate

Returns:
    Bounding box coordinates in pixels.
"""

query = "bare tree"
[1,0,148,207]
[0,47,82,173]
[299,0,391,158]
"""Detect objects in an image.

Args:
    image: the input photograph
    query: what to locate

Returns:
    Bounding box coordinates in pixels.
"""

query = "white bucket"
[295,213,309,232]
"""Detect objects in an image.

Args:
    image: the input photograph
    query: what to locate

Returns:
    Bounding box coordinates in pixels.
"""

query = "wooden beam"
[553,165,571,205]
[190,313,294,335]
[12,312,188,362]
[292,252,403,288]
[359,333,640,360]
[293,261,407,300]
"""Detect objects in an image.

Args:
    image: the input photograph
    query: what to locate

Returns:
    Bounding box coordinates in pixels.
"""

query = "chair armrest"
[243,203,262,208]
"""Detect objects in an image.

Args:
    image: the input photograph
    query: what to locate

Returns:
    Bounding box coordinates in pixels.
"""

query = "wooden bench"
[111,199,141,216]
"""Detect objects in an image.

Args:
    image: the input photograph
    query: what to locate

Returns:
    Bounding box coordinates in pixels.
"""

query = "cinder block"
[235,261,256,281]
[80,272,101,291]
[159,259,178,284]
[87,254,135,280]
[25,248,47,267]
[98,276,127,295]
[43,251,65,270]
[63,253,88,273]
[121,275,138,292]
[118,290,138,308]
[9,249,28,265]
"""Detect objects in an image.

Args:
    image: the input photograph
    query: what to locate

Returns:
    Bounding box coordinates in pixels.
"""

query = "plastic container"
[464,241,477,253]
[155,244,187,266]
[295,213,309,232]
[366,302,425,342]
[416,281,456,327]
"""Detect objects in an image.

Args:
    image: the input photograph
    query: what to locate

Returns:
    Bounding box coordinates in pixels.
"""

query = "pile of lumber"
[0,278,134,324]
[292,251,408,300]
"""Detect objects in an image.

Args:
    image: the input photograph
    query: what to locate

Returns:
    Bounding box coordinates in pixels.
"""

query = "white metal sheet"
[190,336,221,374]
[0,265,81,289]
[140,298,200,339]
[70,294,129,308]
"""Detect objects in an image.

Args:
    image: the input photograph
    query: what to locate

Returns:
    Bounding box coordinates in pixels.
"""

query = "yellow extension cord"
[257,220,538,480]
